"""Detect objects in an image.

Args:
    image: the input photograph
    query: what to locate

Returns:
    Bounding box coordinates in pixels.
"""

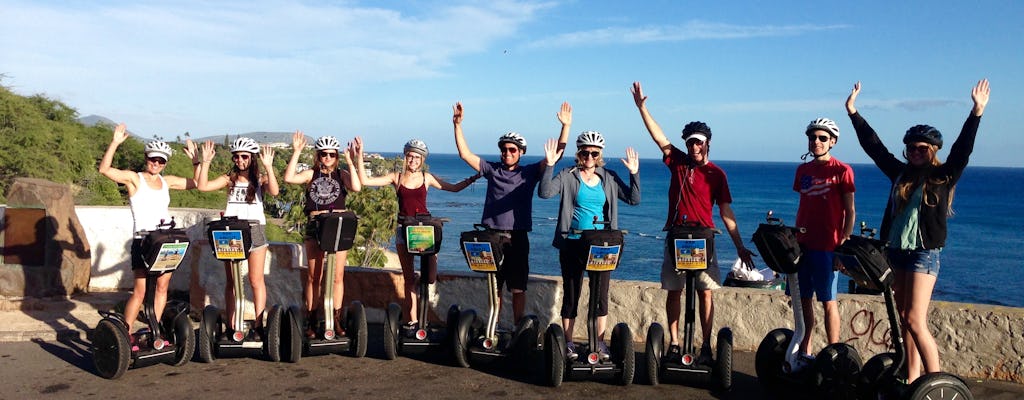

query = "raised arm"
[631,82,673,157]
[537,138,566,199]
[342,140,361,192]
[453,102,482,171]
[196,140,230,192]
[971,78,989,117]
[259,144,280,196]
[617,147,641,205]
[283,130,313,185]
[845,81,861,115]
[427,171,479,192]
[352,136,395,187]
[98,123,140,193]
[553,101,572,161]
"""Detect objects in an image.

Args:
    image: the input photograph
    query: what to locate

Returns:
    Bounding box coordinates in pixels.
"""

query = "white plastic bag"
[728,259,764,281]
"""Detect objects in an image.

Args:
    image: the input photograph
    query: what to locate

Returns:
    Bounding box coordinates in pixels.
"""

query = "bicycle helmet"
[314,136,341,151]
[903,125,942,149]
[144,140,173,161]
[404,139,429,157]
[806,117,840,139]
[682,121,712,142]
[231,137,260,154]
[575,130,605,149]
[497,132,527,152]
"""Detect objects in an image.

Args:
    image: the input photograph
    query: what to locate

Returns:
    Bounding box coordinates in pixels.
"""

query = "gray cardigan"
[538,164,641,249]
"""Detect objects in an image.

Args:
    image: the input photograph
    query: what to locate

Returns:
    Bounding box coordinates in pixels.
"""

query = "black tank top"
[304,169,348,214]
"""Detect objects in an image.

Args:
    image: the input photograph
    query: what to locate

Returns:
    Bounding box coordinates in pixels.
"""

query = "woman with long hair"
[846,79,990,383]
[195,137,280,337]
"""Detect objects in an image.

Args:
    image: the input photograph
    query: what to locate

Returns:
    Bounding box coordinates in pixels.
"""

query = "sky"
[1,0,1021,167]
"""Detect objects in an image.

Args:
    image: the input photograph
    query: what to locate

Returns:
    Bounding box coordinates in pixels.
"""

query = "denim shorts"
[886,248,941,277]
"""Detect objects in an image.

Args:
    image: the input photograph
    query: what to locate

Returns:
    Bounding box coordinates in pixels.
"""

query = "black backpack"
[751,221,802,274]
[835,227,894,291]
[667,223,716,271]
[314,211,359,252]
[579,227,625,272]
[399,214,444,256]
[140,220,190,273]
[206,216,254,261]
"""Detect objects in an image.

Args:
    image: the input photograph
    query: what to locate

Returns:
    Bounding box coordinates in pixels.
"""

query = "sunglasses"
[685,139,706,147]
[577,150,601,158]
[500,146,519,154]
[808,134,831,143]
[318,151,338,159]
[146,157,167,165]
[906,144,931,154]
[232,153,251,160]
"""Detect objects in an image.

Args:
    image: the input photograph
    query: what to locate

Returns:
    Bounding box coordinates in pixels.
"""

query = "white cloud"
[525,20,850,49]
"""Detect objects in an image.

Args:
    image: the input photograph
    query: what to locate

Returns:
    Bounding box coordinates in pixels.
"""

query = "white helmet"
[231,137,260,154]
[497,132,527,152]
[404,139,428,157]
[314,136,341,151]
[144,140,173,161]
[806,118,840,139]
[575,130,605,149]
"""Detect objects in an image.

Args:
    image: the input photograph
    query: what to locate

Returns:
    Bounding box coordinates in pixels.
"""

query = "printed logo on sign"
[309,176,340,205]
[463,241,497,272]
[586,245,621,272]
[674,238,708,270]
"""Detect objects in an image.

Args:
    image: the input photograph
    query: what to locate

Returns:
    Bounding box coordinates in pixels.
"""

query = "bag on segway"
[579,229,625,272]
[206,216,254,261]
[459,225,510,273]
[667,224,715,270]
[835,235,893,292]
[140,227,190,273]
[314,211,359,252]
[751,223,802,274]
[399,214,444,256]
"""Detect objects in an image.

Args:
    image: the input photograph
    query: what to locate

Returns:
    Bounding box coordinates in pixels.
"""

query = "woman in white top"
[98,123,197,341]
[196,137,280,335]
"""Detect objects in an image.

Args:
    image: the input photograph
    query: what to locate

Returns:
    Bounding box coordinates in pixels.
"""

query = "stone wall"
[73,206,1024,383]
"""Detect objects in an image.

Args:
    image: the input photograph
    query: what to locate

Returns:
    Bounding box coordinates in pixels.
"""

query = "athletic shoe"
[401,321,418,338]
[566,342,578,360]
[668,343,682,363]
[597,341,611,362]
[698,344,713,365]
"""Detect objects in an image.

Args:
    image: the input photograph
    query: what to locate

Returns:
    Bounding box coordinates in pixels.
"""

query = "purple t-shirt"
[478,159,542,231]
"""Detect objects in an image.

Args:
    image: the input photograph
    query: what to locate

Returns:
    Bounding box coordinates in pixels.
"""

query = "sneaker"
[597,341,611,362]
[698,344,713,365]
[401,321,418,338]
[566,342,578,360]
[128,334,141,352]
[668,343,682,362]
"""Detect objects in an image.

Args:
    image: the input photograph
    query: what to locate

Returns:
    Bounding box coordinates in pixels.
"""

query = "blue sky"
[2,0,1021,167]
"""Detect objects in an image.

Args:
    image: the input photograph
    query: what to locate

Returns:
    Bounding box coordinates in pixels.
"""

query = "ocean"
[381,153,1024,308]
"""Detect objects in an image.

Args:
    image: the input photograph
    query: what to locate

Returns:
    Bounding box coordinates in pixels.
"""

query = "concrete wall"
[74,206,1024,383]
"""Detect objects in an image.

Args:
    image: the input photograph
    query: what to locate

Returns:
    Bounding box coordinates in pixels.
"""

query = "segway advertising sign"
[405,225,436,254]
[149,242,189,272]
[674,238,708,270]
[211,230,246,260]
[463,241,498,272]
[585,245,621,272]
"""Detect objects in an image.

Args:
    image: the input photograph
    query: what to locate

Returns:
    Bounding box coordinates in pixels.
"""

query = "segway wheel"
[611,322,635,386]
[907,372,974,400]
[264,305,283,362]
[198,305,221,363]
[347,301,368,358]
[445,304,461,350]
[645,323,664,386]
[713,327,733,391]
[167,311,195,366]
[452,309,476,368]
[382,302,401,360]
[813,342,861,399]
[281,306,303,363]
[92,319,131,379]
[857,352,898,400]
[543,324,566,387]
[755,328,793,394]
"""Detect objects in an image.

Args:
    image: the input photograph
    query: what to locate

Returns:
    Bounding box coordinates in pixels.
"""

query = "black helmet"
[682,121,712,141]
[903,125,942,149]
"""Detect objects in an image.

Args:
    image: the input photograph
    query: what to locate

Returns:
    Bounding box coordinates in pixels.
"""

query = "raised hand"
[201,140,216,163]
[260,144,275,168]
[846,81,861,114]
[183,139,198,162]
[543,138,563,167]
[291,130,306,152]
[112,123,129,144]
[453,102,464,125]
[351,136,363,156]
[631,82,647,109]
[971,79,990,116]
[557,102,572,126]
[621,147,639,174]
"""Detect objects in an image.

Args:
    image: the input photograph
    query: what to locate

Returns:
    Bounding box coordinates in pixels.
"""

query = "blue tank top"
[569,176,605,238]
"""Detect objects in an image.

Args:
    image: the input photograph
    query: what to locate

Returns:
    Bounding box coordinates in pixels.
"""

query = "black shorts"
[496,230,530,292]
[130,238,146,271]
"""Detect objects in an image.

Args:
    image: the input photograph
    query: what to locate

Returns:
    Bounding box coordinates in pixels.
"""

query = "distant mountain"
[76,116,309,145]
[77,114,116,127]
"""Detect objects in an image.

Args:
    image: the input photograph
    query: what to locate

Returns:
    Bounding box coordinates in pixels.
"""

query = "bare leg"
[596,315,608,342]
[511,289,525,324]
[397,243,417,323]
[698,289,714,348]
[823,300,840,345]
[152,272,172,331]
[562,317,575,343]
[905,271,940,383]
[333,249,348,314]
[248,246,268,327]
[123,270,147,333]
[665,289,682,345]
[799,297,816,355]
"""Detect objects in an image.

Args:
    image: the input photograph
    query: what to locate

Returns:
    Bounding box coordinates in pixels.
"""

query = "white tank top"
[224,180,266,224]
[129,172,171,233]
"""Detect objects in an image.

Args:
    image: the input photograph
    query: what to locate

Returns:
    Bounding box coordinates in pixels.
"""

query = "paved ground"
[0,293,1022,399]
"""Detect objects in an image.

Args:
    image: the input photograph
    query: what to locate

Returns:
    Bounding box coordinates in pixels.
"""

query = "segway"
[752,211,862,399]
[383,214,459,361]
[196,215,285,363]
[543,221,635,387]
[452,224,540,371]
[283,210,367,362]
[92,218,195,379]
[836,222,974,400]
[644,221,732,391]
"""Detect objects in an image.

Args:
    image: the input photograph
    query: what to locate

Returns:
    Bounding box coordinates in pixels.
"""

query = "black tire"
[543,324,566,387]
[452,309,475,368]
[198,305,220,363]
[645,323,664,386]
[611,323,635,386]
[907,372,974,400]
[347,301,368,358]
[446,304,461,350]
[167,311,195,366]
[714,327,734,391]
[857,353,898,400]
[813,342,861,399]
[281,306,303,363]
[92,319,131,379]
[755,328,793,394]
[264,305,282,362]
[382,302,400,360]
